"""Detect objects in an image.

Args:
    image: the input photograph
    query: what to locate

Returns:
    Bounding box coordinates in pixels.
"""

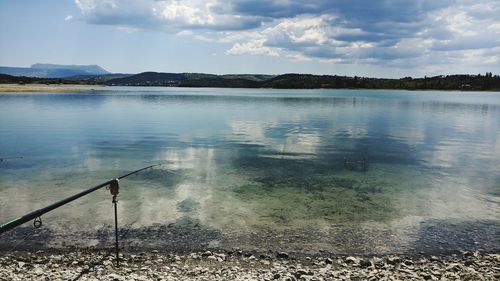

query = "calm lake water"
[1,87,499,254]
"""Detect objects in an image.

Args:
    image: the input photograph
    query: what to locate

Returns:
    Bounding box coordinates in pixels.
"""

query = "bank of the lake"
[1,249,498,281]
[0,84,107,93]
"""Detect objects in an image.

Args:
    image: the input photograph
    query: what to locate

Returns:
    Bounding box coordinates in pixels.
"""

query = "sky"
[0,0,499,78]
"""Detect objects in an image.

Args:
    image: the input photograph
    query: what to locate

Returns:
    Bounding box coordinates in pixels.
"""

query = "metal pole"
[109,178,120,267]
[113,195,119,266]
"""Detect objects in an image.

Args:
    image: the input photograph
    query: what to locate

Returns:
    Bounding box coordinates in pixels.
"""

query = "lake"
[0,87,499,255]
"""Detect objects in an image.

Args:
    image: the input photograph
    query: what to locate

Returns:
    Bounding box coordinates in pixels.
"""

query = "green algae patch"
[204,163,439,229]
[231,179,392,228]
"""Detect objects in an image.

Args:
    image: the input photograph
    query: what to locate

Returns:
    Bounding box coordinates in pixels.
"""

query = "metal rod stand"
[113,195,119,267]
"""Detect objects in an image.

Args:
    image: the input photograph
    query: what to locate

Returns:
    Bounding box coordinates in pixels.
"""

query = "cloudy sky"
[0,0,499,77]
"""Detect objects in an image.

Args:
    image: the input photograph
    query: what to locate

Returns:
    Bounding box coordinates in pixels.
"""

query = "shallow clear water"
[0,88,499,252]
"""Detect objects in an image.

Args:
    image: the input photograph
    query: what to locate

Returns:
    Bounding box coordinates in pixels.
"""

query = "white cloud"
[73,0,500,71]
[75,0,262,31]
[225,1,499,69]
[227,39,280,56]
[64,15,74,21]
[176,30,194,36]
[286,53,312,61]
[229,120,321,159]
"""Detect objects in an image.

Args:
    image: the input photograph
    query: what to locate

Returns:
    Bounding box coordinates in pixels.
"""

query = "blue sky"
[0,0,499,78]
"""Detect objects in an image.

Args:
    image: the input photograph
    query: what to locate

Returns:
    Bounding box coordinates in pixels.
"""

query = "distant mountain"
[0,64,110,78]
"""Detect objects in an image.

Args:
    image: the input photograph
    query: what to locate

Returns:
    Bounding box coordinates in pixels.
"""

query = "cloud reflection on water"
[0,89,498,238]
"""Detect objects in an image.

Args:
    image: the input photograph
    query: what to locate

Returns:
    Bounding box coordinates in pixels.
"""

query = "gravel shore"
[1,249,498,280]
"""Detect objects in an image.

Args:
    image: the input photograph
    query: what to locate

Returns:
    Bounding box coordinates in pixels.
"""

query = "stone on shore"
[0,250,498,281]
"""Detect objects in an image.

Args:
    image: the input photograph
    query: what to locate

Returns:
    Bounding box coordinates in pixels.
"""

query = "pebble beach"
[1,249,498,281]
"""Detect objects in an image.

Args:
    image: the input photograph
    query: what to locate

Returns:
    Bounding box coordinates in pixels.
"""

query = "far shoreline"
[1,83,499,93]
[0,84,109,93]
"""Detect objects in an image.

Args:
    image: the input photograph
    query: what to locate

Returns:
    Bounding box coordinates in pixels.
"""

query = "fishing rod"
[0,164,160,235]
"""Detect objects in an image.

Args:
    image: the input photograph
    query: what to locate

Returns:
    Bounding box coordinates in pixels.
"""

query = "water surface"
[0,88,499,254]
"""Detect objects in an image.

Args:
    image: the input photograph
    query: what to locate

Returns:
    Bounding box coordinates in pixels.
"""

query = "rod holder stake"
[110,178,120,267]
